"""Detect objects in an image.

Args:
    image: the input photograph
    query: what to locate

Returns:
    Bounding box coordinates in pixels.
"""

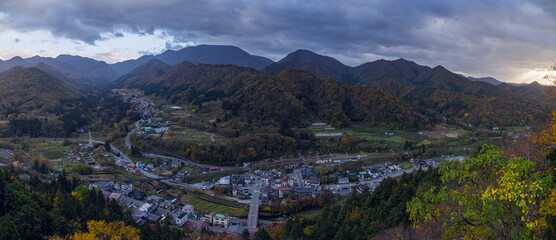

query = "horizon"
[0,1,555,84]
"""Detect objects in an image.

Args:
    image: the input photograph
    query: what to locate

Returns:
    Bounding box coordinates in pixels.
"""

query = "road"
[142,153,235,170]
[247,177,262,229]
[125,121,140,150]
[294,169,304,187]
[88,130,93,146]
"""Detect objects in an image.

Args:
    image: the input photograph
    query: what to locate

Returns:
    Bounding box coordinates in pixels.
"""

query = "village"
[0,94,470,235]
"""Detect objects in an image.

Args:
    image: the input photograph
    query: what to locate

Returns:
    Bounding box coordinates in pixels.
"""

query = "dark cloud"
[0,0,555,81]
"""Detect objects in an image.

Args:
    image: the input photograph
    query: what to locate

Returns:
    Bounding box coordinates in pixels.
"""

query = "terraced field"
[0,149,13,160]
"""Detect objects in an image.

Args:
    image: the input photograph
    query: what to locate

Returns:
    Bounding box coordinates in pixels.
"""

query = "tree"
[104,139,111,152]
[241,229,250,240]
[0,215,21,240]
[67,220,140,240]
[254,227,271,240]
[407,145,552,239]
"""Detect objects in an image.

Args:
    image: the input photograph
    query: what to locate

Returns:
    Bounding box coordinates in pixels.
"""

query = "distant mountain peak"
[111,44,273,74]
[8,56,24,61]
[280,49,346,66]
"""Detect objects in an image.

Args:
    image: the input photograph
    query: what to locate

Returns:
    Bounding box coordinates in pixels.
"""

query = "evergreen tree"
[254,227,272,240]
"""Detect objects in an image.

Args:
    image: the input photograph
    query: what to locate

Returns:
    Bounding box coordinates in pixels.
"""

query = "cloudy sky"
[0,0,555,83]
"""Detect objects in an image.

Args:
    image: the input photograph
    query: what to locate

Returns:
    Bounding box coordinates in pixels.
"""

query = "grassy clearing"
[399,161,413,169]
[343,124,427,145]
[167,188,247,217]
[185,168,244,183]
[181,165,202,175]
[24,139,74,160]
[76,131,107,141]
[164,126,213,144]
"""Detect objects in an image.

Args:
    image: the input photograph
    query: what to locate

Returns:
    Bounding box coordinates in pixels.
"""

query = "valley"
[0,44,553,240]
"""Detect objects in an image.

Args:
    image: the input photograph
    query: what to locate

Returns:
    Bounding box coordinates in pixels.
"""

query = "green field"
[344,124,427,144]
[76,131,107,141]
[164,126,215,144]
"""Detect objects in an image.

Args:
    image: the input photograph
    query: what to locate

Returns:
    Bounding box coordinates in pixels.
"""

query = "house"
[260,187,275,198]
[232,186,239,196]
[213,213,229,228]
[287,177,295,187]
[116,158,124,166]
[301,167,315,177]
[182,204,194,215]
[203,212,215,223]
[176,171,187,178]
[229,218,241,226]
[161,199,177,210]
[231,174,246,185]
[121,184,133,194]
[138,202,153,213]
[184,220,197,229]
[154,208,169,220]
[174,211,189,227]
[338,177,349,184]
[196,221,209,231]
[305,179,321,188]
[356,184,370,194]
[385,162,401,170]
[145,213,161,223]
[278,187,291,198]
[89,181,114,193]
[228,224,246,234]
[295,188,314,197]
[328,172,342,178]
[359,173,371,180]
[216,176,231,186]
[125,162,136,171]
[171,159,182,168]
[209,166,220,172]
[119,196,134,207]
[146,195,163,204]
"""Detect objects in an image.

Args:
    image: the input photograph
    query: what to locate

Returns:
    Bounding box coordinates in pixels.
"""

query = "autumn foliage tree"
[407,145,553,239]
[49,220,140,240]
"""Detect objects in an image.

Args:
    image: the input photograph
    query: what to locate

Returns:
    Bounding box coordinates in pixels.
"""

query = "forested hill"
[0,66,83,116]
[140,63,430,130]
[264,50,552,127]
[109,59,173,89]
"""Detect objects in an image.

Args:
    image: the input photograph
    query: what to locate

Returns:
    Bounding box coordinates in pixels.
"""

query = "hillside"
[464,75,503,85]
[110,59,172,88]
[33,62,81,89]
[265,50,552,127]
[0,66,82,116]
[263,49,353,82]
[143,63,429,130]
[111,45,274,74]
[0,55,119,85]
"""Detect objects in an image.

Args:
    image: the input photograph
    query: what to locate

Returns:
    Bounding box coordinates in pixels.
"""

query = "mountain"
[141,63,429,129]
[464,75,502,85]
[0,66,82,116]
[0,55,119,85]
[498,81,551,102]
[53,55,119,83]
[111,45,274,74]
[262,49,353,82]
[265,50,551,127]
[110,59,172,88]
[33,62,81,89]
